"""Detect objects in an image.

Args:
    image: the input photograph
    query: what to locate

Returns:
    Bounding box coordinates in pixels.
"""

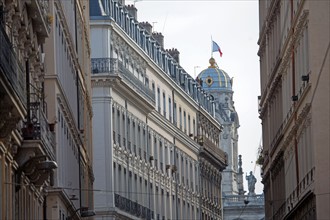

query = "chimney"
[139,21,152,34]
[152,32,164,48]
[166,48,180,64]
[125,4,137,20]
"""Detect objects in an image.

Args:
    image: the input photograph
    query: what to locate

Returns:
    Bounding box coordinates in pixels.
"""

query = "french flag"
[212,40,223,57]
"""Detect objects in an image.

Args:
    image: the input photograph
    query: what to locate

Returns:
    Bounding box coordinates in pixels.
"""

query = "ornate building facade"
[198,59,264,220]
[90,0,227,219]
[258,0,330,219]
[0,0,94,219]
[197,58,240,196]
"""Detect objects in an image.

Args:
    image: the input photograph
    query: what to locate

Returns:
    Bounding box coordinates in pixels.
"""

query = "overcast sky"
[126,0,263,194]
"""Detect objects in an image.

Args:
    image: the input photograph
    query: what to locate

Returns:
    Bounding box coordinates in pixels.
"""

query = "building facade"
[197,58,241,196]
[90,1,227,219]
[198,59,265,220]
[258,0,330,219]
[0,0,94,219]
[0,0,55,218]
[43,0,94,219]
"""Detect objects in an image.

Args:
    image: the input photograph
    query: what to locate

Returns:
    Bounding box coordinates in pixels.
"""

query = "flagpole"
[211,35,213,58]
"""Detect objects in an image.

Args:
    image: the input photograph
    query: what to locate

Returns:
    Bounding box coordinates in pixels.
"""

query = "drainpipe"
[26,59,30,121]
[291,0,300,190]
[174,143,179,220]
[74,0,83,212]
[171,89,179,219]
[43,195,47,220]
[146,117,151,219]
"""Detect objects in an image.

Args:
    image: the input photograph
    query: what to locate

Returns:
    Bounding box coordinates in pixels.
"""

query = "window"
[181,156,184,184]
[152,82,155,93]
[183,111,187,133]
[188,115,191,135]
[157,87,161,112]
[173,102,177,125]
[163,92,166,117]
[179,107,182,129]
[169,97,172,122]
[145,77,149,87]
[160,141,163,172]
[193,119,196,136]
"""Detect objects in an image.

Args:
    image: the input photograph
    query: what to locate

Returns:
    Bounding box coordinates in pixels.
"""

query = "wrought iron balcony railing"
[114,193,153,219]
[22,101,56,160]
[91,58,155,104]
[199,135,228,166]
[0,22,26,108]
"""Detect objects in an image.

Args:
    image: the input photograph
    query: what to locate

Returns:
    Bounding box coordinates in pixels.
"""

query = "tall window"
[145,77,149,87]
[174,102,177,125]
[157,87,161,112]
[169,97,172,122]
[183,111,187,133]
[152,82,155,94]
[188,115,191,135]
[160,141,163,172]
[179,107,182,129]
[163,92,166,117]
[193,119,196,136]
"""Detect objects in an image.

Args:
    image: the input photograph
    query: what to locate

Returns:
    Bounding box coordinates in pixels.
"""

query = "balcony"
[0,21,26,108]
[26,0,51,41]
[91,58,155,105]
[22,101,56,161]
[114,193,153,219]
[199,135,228,167]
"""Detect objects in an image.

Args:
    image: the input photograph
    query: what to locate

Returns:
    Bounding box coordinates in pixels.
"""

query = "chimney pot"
[139,21,153,34]
[125,4,137,20]
[166,48,180,64]
[152,32,164,48]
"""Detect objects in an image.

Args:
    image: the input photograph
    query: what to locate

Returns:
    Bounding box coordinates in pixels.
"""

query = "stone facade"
[0,0,94,219]
[198,59,265,220]
[90,1,227,219]
[258,0,330,219]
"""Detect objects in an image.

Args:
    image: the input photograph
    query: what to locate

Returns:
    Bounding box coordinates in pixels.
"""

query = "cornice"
[91,74,120,87]
[148,112,200,154]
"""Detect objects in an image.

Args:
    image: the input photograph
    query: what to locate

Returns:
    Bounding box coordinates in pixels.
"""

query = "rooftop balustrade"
[92,58,155,104]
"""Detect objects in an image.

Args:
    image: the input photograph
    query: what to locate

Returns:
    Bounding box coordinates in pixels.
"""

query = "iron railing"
[114,193,153,219]
[0,22,26,107]
[199,135,228,165]
[91,58,155,104]
[22,101,55,160]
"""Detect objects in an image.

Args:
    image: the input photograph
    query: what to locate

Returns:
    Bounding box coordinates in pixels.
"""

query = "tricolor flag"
[212,40,223,57]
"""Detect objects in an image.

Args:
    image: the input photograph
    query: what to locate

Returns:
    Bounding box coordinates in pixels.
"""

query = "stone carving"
[246,171,257,195]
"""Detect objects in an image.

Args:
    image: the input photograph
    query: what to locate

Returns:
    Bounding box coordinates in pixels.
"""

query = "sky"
[126,0,263,194]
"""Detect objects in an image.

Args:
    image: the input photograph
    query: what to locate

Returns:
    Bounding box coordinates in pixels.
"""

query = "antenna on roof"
[162,12,168,34]
[152,22,157,32]
[133,0,143,6]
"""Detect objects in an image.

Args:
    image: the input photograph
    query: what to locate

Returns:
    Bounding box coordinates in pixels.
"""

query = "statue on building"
[246,171,257,195]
